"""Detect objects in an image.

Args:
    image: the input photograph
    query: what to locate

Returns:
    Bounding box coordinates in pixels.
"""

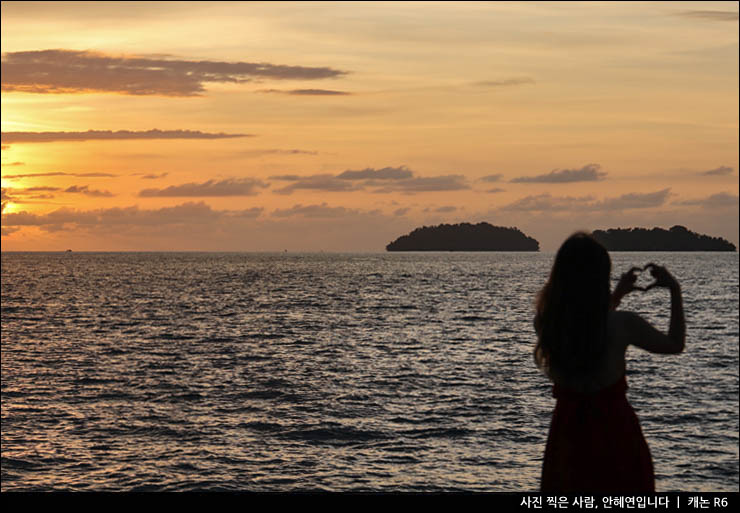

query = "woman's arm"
[617,264,685,354]
[610,266,642,310]
[643,263,686,352]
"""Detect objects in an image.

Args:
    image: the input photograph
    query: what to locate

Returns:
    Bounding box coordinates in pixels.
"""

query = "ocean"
[1,251,737,492]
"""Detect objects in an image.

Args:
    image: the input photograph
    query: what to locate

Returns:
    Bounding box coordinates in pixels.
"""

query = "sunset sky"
[1,0,738,251]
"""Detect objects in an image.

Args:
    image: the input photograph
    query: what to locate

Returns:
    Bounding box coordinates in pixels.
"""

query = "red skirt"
[541,375,655,493]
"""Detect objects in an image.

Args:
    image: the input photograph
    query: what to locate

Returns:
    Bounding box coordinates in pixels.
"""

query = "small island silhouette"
[592,225,736,252]
[386,222,540,251]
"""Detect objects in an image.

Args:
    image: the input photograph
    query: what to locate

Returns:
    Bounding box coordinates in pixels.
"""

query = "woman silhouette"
[534,232,685,493]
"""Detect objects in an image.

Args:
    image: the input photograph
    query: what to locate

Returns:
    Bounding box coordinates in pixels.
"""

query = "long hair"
[534,232,612,381]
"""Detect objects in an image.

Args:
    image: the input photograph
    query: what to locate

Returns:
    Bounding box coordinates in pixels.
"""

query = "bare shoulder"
[608,310,683,354]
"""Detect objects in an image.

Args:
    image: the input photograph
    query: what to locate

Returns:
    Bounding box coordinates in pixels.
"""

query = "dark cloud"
[259,88,351,96]
[1,129,251,144]
[271,203,360,218]
[0,200,412,252]
[269,174,303,181]
[371,175,470,193]
[486,187,506,193]
[1,201,226,230]
[139,178,268,197]
[393,207,410,217]
[511,163,607,183]
[3,185,121,205]
[501,189,670,212]
[433,206,457,213]
[272,166,469,195]
[1,49,348,96]
[501,193,589,212]
[238,149,319,158]
[137,172,169,180]
[473,77,535,87]
[18,186,61,193]
[479,174,503,183]
[676,10,739,21]
[336,166,413,180]
[1,161,24,167]
[2,184,121,204]
[675,192,739,207]
[2,171,118,179]
[700,165,734,176]
[272,174,360,195]
[4,186,62,200]
[64,185,114,197]
[229,207,263,219]
[598,189,671,210]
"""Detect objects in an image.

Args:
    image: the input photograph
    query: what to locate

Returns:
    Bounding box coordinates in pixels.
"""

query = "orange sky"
[1,1,738,251]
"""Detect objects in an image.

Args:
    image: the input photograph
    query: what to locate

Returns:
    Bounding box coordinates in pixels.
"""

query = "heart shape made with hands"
[631,265,659,291]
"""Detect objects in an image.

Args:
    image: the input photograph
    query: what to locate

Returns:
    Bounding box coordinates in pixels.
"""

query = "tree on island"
[591,225,736,251]
[386,222,540,251]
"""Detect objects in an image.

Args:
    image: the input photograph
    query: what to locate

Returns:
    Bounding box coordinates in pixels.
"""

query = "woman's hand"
[610,266,643,310]
[616,266,644,293]
[644,263,680,291]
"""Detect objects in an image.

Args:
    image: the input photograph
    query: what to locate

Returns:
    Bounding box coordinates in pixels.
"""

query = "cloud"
[486,188,506,193]
[2,171,118,179]
[271,203,362,218]
[433,206,457,213]
[676,10,739,22]
[336,166,414,180]
[136,172,169,180]
[511,163,607,183]
[139,178,269,197]
[371,175,470,193]
[1,129,251,144]
[501,189,671,212]
[675,192,739,208]
[272,174,360,195]
[1,185,85,204]
[271,166,470,195]
[269,174,302,181]
[479,174,503,183]
[473,77,536,87]
[1,201,227,230]
[17,186,61,193]
[229,207,263,219]
[258,88,351,96]
[238,149,319,158]
[501,193,590,212]
[1,200,414,252]
[1,161,24,167]
[598,188,671,210]
[393,207,410,216]
[2,186,61,201]
[700,165,734,176]
[64,185,114,197]
[1,49,348,96]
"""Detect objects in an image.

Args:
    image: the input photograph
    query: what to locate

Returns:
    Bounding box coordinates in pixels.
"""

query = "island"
[592,225,736,251]
[386,222,540,251]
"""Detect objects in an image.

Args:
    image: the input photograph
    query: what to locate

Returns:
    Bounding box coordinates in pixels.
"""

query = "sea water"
[1,252,737,491]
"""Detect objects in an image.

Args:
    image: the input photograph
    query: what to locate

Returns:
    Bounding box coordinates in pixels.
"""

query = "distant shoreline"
[386,222,540,251]
[2,250,739,254]
[592,225,736,252]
